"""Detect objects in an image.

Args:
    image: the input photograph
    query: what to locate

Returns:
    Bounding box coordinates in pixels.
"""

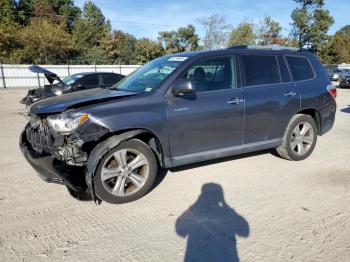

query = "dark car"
[328,68,350,83]
[338,69,350,88]
[20,65,124,105]
[20,45,337,204]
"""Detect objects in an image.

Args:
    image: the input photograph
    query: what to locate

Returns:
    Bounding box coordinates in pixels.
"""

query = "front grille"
[26,116,52,153]
[26,128,50,151]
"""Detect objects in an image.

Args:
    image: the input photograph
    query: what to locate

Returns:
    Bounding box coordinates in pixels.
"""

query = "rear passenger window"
[278,56,291,82]
[242,55,280,86]
[286,56,314,81]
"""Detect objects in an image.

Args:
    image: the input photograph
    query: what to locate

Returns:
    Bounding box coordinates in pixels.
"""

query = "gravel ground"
[0,89,349,262]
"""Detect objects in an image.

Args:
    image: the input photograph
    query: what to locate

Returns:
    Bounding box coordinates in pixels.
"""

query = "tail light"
[327,84,337,99]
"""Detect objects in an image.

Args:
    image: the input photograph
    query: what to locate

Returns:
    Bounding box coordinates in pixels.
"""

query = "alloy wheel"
[290,122,315,156]
[100,148,149,196]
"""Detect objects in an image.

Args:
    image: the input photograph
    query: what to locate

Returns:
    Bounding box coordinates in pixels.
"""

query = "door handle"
[227,98,244,105]
[284,92,297,97]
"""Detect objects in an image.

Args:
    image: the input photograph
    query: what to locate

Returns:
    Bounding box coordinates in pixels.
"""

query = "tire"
[276,114,318,161]
[94,139,158,204]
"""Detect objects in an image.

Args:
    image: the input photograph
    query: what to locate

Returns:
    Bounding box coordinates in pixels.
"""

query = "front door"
[167,56,244,165]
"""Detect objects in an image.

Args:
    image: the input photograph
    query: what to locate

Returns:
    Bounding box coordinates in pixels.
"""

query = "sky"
[74,0,350,40]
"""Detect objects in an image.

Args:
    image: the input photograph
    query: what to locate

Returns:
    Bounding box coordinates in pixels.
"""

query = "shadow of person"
[176,183,249,262]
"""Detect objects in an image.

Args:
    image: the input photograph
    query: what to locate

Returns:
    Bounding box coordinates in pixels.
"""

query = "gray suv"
[20,45,337,204]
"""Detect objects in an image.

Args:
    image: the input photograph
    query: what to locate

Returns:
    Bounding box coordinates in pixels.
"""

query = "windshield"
[61,74,84,86]
[111,56,187,93]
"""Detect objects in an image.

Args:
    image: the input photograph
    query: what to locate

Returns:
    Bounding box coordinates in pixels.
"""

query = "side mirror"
[172,79,195,97]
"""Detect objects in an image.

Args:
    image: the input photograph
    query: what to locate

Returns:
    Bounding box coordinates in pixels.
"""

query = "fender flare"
[85,130,144,204]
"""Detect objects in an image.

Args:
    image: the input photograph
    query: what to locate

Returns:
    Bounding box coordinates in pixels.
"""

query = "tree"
[158,30,178,53]
[0,0,22,63]
[177,24,200,51]
[158,24,199,54]
[47,0,80,25]
[72,1,111,49]
[330,25,350,63]
[107,30,138,64]
[291,0,334,54]
[227,20,256,47]
[0,0,16,24]
[15,0,35,25]
[257,16,283,45]
[135,38,164,64]
[15,0,80,27]
[15,19,76,63]
[199,14,231,50]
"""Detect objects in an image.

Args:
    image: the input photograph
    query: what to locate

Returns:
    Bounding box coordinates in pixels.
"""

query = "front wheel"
[94,139,158,204]
[276,114,318,161]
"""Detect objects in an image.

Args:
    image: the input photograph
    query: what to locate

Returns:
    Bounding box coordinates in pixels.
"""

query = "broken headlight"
[47,113,89,134]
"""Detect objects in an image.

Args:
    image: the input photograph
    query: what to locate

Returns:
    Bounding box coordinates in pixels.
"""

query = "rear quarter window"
[277,56,291,82]
[242,55,280,86]
[103,74,123,87]
[286,56,315,81]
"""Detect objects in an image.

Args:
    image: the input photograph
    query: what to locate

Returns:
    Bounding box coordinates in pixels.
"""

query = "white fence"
[0,64,141,89]
[338,64,350,70]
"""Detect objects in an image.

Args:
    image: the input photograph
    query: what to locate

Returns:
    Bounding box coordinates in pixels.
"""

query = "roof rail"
[229,44,300,51]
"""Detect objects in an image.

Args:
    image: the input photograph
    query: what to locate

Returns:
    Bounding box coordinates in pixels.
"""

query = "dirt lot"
[0,89,349,262]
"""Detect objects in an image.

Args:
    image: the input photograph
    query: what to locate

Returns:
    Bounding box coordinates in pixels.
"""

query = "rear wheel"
[276,114,318,161]
[94,139,158,204]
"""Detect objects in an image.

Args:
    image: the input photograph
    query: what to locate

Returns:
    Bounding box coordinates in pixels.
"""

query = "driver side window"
[181,57,237,92]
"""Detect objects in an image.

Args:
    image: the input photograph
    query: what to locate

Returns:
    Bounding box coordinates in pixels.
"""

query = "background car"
[338,69,350,88]
[21,65,125,105]
[328,68,350,82]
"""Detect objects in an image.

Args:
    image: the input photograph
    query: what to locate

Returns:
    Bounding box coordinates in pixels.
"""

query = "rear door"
[167,56,245,165]
[240,54,300,145]
[285,55,319,108]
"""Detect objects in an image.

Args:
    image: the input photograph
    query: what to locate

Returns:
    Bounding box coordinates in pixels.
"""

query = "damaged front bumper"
[19,130,92,200]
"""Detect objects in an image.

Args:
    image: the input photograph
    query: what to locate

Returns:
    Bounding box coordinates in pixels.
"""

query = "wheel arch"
[295,108,322,135]
[85,128,166,204]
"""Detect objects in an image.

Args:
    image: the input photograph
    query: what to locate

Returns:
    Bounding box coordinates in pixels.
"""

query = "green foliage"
[14,19,77,64]
[228,20,256,47]
[135,38,164,64]
[257,16,283,45]
[15,0,35,25]
[291,0,334,54]
[0,0,346,65]
[328,25,350,64]
[109,30,138,64]
[158,24,199,54]
[72,1,110,49]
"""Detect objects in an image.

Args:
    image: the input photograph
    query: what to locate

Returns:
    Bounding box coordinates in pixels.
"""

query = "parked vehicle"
[338,69,350,88]
[328,68,350,83]
[20,65,124,105]
[20,45,337,204]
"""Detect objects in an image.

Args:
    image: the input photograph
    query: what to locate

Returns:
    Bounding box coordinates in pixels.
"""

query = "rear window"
[286,56,314,81]
[242,55,280,86]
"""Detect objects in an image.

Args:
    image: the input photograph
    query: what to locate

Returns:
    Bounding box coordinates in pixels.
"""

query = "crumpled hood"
[30,88,138,115]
